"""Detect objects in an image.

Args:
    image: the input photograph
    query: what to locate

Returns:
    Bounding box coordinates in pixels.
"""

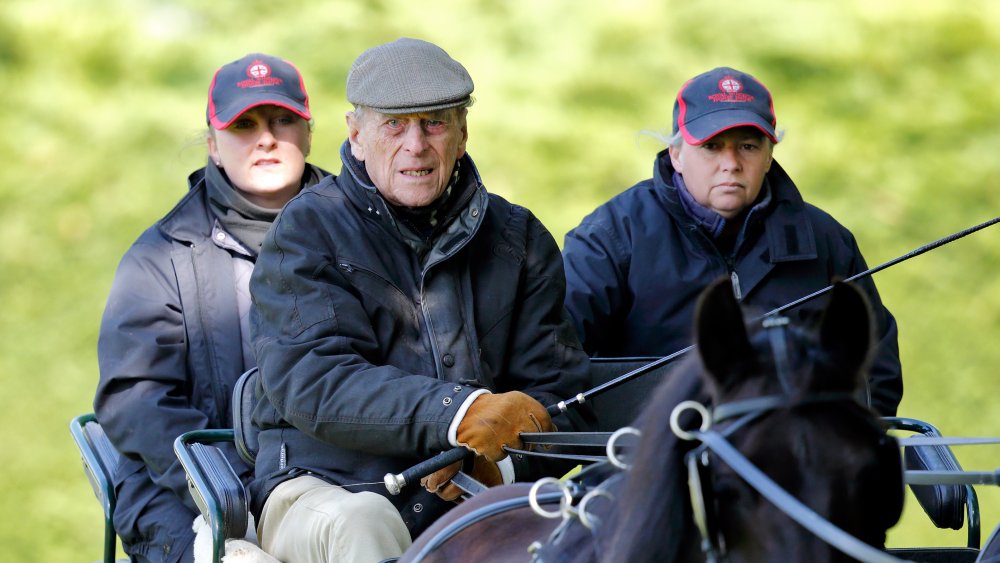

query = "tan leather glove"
[420,456,504,502]
[455,391,553,462]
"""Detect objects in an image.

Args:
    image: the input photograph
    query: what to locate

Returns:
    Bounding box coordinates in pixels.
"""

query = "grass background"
[3,0,1000,560]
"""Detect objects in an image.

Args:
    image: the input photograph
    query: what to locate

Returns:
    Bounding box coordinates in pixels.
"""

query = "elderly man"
[562,66,903,416]
[248,38,593,562]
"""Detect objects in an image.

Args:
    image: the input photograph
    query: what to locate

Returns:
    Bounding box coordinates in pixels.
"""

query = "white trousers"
[258,475,411,563]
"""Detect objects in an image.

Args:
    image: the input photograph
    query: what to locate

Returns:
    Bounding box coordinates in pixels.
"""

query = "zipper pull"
[338,262,354,273]
[730,271,743,301]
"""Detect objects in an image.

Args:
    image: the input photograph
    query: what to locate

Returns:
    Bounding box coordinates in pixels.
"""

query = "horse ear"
[818,281,875,389]
[696,278,753,389]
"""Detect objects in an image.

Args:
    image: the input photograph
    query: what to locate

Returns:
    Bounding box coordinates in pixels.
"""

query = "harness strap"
[503,447,608,464]
[694,430,910,563]
[897,436,1000,447]
[509,431,637,464]
[894,436,1000,486]
[763,316,794,396]
[519,432,614,446]
[906,470,1000,486]
[686,452,721,563]
[712,392,859,425]
[408,491,564,563]
[712,396,786,423]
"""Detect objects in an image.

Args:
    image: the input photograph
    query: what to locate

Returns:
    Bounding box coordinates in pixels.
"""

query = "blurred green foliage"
[4,0,1000,560]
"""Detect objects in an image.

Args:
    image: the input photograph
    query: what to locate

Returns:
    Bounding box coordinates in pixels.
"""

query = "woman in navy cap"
[562,66,902,417]
[93,53,328,562]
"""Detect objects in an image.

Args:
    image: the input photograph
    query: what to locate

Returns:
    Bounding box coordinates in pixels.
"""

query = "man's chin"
[389,186,446,208]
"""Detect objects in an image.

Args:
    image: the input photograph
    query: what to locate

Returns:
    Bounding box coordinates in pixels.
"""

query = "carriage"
[71,280,1000,562]
[69,375,999,562]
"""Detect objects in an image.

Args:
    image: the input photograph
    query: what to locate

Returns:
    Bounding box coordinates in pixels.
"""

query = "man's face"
[347,107,468,208]
[669,127,773,219]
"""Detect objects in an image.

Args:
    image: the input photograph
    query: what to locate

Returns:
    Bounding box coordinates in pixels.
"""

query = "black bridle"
[676,315,908,563]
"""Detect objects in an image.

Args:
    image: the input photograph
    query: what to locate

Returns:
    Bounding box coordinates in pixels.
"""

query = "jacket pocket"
[334,260,426,356]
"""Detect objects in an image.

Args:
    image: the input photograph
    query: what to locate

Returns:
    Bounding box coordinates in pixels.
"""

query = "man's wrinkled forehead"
[362,106,465,123]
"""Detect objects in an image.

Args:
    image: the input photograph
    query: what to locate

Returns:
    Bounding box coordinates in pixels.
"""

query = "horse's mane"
[600,357,707,562]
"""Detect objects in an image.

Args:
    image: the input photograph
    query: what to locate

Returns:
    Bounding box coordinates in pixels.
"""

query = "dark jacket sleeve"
[504,212,595,433]
[562,204,631,357]
[94,233,204,514]
[838,234,903,416]
[809,206,903,415]
[249,197,480,458]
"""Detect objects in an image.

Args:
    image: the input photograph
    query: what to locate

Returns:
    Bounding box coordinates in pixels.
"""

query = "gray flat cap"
[347,37,474,114]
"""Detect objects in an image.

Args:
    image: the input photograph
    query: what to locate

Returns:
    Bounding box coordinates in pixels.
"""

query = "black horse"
[402,279,905,562]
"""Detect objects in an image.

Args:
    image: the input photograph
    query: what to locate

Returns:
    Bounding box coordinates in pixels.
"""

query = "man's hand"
[420,456,504,501]
[456,391,553,461]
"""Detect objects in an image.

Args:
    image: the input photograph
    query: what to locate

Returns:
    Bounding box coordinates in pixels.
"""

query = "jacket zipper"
[694,226,743,301]
[337,260,435,367]
[418,282,443,380]
[728,258,743,301]
[336,261,409,301]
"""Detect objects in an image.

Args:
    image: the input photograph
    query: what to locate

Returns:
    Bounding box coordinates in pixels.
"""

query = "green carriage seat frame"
[69,369,258,563]
[884,416,983,562]
[173,367,258,563]
[69,412,125,563]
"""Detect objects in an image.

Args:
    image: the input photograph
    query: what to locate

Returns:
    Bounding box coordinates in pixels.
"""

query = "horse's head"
[690,278,905,562]
[605,279,904,563]
[697,277,872,406]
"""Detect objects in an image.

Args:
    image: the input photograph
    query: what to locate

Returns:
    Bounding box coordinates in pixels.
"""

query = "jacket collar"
[756,160,817,263]
[158,168,215,244]
[337,140,489,267]
[159,163,330,246]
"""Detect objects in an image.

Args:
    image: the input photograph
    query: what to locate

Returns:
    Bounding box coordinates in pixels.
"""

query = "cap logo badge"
[236,60,284,89]
[708,76,754,103]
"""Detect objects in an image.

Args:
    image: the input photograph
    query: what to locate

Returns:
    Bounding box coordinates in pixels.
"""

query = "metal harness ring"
[606,426,641,470]
[528,477,572,519]
[577,488,614,531]
[670,400,711,441]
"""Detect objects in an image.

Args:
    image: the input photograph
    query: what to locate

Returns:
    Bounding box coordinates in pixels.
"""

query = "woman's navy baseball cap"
[672,67,778,145]
[206,53,311,129]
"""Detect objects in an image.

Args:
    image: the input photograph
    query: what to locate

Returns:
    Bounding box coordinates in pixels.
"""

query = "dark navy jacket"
[94,164,327,561]
[562,150,902,416]
[249,143,593,536]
